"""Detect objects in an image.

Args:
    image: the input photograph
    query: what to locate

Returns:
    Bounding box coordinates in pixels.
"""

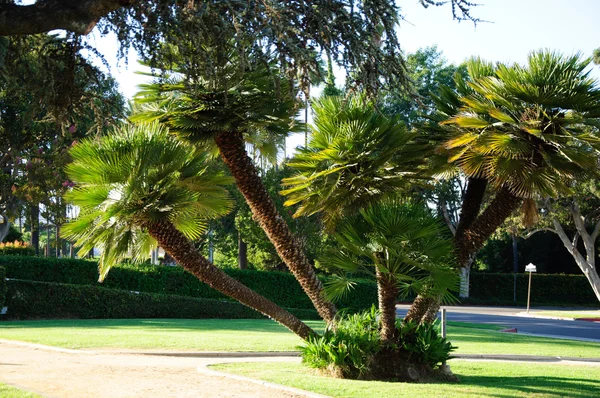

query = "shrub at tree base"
[300,308,455,382]
[0,266,6,307]
[3,279,320,320]
[0,255,378,312]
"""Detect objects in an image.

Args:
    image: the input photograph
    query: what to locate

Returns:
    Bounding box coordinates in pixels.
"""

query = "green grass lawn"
[529,310,600,319]
[0,318,599,358]
[211,360,600,398]
[0,382,40,398]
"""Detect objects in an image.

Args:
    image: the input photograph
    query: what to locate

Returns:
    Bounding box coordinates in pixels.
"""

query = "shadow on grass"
[0,318,325,334]
[456,374,600,398]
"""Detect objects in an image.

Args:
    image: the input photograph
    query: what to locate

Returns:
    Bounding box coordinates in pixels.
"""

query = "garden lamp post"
[525,263,537,313]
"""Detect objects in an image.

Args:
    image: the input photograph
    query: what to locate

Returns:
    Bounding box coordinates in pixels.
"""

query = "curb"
[516,313,600,323]
[198,364,329,398]
[135,351,300,358]
[3,338,599,363]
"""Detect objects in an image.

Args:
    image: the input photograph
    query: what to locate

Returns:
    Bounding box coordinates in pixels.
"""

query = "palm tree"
[282,95,426,231]
[62,122,315,339]
[324,199,457,343]
[132,61,338,325]
[406,50,600,322]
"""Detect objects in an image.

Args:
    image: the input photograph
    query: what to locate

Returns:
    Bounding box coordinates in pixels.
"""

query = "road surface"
[396,305,600,342]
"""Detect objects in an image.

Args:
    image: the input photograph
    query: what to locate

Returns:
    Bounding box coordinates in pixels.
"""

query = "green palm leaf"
[62,122,233,281]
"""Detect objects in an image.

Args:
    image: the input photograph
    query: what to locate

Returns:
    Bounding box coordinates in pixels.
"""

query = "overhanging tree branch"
[0,0,135,36]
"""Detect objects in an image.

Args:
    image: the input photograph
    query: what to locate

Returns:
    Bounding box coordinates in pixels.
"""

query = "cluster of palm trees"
[63,50,600,364]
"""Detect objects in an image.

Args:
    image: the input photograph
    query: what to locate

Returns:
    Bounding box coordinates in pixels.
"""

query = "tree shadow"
[456,374,600,397]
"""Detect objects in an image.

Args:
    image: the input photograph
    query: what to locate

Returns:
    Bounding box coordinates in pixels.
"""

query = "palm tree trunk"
[376,265,398,343]
[143,218,315,340]
[403,296,435,324]
[407,185,522,324]
[215,131,337,324]
[456,187,522,264]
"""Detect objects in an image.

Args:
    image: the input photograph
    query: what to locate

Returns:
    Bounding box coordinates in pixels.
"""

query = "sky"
[89,0,600,154]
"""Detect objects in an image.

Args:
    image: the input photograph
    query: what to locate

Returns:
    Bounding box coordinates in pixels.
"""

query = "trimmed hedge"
[0,242,36,257]
[470,272,598,305]
[0,255,378,312]
[0,266,6,307]
[3,279,321,320]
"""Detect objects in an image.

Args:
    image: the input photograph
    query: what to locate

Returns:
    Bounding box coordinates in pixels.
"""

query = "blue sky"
[90,0,600,152]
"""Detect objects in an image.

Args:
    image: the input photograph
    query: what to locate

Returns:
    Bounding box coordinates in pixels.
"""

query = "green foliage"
[133,60,300,145]
[0,255,377,312]
[426,50,600,199]
[106,1,411,97]
[300,307,381,379]
[300,308,454,379]
[3,225,23,243]
[0,266,6,307]
[63,122,233,281]
[323,200,458,303]
[0,241,35,257]
[469,273,598,305]
[283,96,425,230]
[4,279,264,320]
[397,320,454,368]
[380,46,466,126]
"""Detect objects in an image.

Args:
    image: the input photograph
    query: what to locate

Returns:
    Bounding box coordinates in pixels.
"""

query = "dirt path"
[0,341,321,398]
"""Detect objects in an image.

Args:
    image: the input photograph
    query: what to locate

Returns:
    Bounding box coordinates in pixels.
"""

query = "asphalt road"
[396,305,600,342]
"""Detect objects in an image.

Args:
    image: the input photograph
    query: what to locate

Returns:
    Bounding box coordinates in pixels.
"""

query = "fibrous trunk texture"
[407,184,522,324]
[215,131,337,324]
[144,218,315,339]
[376,265,398,343]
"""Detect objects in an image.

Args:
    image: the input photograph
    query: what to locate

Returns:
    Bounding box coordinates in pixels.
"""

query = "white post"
[525,263,537,313]
[441,308,447,338]
[527,271,532,313]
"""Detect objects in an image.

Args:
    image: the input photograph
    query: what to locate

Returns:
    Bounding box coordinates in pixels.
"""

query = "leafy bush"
[301,307,381,379]
[0,255,378,312]
[0,242,35,257]
[398,320,454,368]
[301,308,455,380]
[470,272,598,305]
[3,279,319,320]
[0,266,6,307]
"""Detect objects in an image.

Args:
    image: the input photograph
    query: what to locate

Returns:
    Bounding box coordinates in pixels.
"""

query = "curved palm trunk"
[406,185,522,324]
[143,218,315,340]
[215,131,337,324]
[376,265,398,343]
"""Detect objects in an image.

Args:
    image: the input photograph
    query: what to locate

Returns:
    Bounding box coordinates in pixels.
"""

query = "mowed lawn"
[0,382,41,398]
[211,361,600,398]
[0,318,599,358]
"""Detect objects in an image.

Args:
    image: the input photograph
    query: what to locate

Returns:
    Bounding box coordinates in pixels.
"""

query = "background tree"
[0,33,124,254]
[522,179,600,301]
[380,46,465,126]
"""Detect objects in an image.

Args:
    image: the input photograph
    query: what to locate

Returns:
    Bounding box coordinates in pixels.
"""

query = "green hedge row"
[0,255,378,312]
[3,279,321,320]
[0,243,36,257]
[0,266,6,307]
[470,272,598,305]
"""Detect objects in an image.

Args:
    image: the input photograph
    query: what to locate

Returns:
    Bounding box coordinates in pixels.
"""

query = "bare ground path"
[0,341,316,398]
